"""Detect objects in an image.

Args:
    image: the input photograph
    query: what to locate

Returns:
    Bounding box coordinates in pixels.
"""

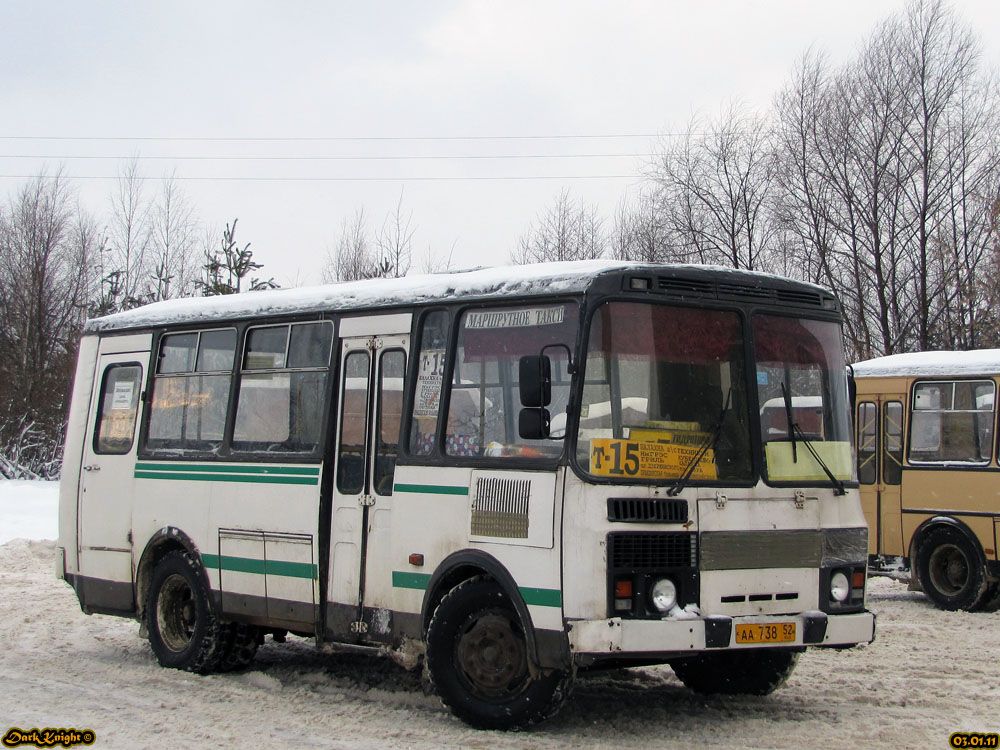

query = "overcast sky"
[2,1,998,287]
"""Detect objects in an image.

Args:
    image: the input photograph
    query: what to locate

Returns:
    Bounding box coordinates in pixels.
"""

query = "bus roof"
[851,349,1000,378]
[84,260,832,334]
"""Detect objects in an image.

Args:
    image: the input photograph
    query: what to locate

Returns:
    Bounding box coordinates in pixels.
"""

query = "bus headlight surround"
[830,570,850,602]
[650,578,678,612]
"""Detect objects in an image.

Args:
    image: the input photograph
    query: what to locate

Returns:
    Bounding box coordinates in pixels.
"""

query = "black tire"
[217,622,262,672]
[915,526,988,611]
[425,576,574,730]
[973,581,1000,613]
[671,649,799,696]
[146,550,225,674]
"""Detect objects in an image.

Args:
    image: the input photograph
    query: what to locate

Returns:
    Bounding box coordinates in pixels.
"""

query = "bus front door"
[328,329,409,641]
[858,395,905,560]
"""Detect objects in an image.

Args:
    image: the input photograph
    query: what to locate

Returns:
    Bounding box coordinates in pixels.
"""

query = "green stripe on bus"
[135,471,318,485]
[519,586,562,608]
[135,463,319,476]
[390,572,561,608]
[202,553,318,580]
[393,483,469,496]
[392,571,432,590]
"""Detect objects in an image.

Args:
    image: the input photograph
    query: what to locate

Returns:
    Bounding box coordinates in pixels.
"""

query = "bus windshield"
[753,314,854,485]
[575,301,752,483]
[574,302,854,488]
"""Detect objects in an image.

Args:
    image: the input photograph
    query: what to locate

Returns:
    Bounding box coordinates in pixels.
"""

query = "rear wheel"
[671,649,799,695]
[425,576,574,730]
[146,550,225,673]
[217,622,263,671]
[915,526,988,611]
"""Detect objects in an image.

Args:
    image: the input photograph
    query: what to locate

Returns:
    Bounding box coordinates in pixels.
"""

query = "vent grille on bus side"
[608,532,697,569]
[607,498,688,524]
[657,278,713,296]
[652,276,826,309]
[470,476,530,539]
[776,288,824,307]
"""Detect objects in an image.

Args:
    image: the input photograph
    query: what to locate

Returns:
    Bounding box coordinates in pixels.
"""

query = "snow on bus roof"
[85,260,827,333]
[851,349,1000,378]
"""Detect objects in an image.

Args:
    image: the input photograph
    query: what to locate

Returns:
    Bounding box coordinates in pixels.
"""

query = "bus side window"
[857,401,877,485]
[374,350,406,495]
[338,352,370,494]
[94,364,143,455]
[147,329,235,453]
[232,321,333,454]
[883,401,903,485]
[408,311,449,456]
[910,380,995,464]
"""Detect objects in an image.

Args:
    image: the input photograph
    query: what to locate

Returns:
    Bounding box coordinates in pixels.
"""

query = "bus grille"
[609,532,697,569]
[607,498,688,523]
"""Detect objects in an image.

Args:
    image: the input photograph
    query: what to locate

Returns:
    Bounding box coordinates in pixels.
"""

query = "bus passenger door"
[77,349,147,610]
[328,329,409,641]
[857,395,905,559]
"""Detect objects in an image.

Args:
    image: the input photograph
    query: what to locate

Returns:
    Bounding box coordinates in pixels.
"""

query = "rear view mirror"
[519,407,551,440]
[519,355,551,408]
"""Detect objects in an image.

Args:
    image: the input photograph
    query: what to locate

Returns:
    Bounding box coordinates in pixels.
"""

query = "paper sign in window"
[111,381,135,410]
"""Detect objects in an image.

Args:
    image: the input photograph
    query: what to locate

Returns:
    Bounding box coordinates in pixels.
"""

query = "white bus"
[58,261,874,729]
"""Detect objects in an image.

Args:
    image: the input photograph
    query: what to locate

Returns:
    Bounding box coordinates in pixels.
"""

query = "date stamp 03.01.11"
[950,734,999,749]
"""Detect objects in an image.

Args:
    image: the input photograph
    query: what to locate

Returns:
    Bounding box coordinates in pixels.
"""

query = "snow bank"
[0,479,58,544]
[2,481,996,748]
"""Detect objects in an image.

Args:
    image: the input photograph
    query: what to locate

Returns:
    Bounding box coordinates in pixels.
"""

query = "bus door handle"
[83,464,101,472]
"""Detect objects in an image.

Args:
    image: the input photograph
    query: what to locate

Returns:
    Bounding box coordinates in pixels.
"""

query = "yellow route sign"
[590,438,717,480]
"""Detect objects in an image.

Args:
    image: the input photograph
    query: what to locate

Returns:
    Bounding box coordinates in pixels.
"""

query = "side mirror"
[519,407,551,440]
[519,355,551,408]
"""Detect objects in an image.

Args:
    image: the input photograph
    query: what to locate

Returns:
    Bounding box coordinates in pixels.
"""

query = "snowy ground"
[1,481,997,749]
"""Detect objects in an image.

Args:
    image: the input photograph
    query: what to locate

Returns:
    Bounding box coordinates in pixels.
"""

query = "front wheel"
[425,576,574,730]
[915,526,988,611]
[671,649,799,695]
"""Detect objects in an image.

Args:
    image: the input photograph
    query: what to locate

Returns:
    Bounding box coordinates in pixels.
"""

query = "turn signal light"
[615,580,633,598]
[852,570,865,588]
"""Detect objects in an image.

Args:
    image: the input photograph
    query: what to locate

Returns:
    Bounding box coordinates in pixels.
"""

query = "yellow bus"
[851,350,1000,611]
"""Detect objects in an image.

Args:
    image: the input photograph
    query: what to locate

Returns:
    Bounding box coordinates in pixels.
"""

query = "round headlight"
[650,578,678,612]
[830,571,850,602]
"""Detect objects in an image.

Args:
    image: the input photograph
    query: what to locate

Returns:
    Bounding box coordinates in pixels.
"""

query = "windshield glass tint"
[753,314,854,484]
[576,302,751,483]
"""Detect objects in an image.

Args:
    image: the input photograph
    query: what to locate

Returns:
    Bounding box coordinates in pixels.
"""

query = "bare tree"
[376,190,414,278]
[323,198,418,282]
[107,156,153,309]
[772,0,999,358]
[323,209,375,282]
[610,193,672,263]
[421,240,457,274]
[148,174,199,301]
[649,104,780,271]
[512,189,607,264]
[0,173,93,476]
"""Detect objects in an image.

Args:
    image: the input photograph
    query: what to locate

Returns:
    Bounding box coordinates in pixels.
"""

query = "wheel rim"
[455,612,529,700]
[156,573,197,653]
[927,543,969,596]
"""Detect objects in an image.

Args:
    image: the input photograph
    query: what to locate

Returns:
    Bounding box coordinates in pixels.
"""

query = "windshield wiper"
[668,388,731,497]
[780,381,846,496]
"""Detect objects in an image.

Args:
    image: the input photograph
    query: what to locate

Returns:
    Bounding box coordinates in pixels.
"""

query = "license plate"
[735,622,797,644]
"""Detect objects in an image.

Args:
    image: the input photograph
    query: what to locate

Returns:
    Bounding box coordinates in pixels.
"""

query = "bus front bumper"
[566,610,875,655]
